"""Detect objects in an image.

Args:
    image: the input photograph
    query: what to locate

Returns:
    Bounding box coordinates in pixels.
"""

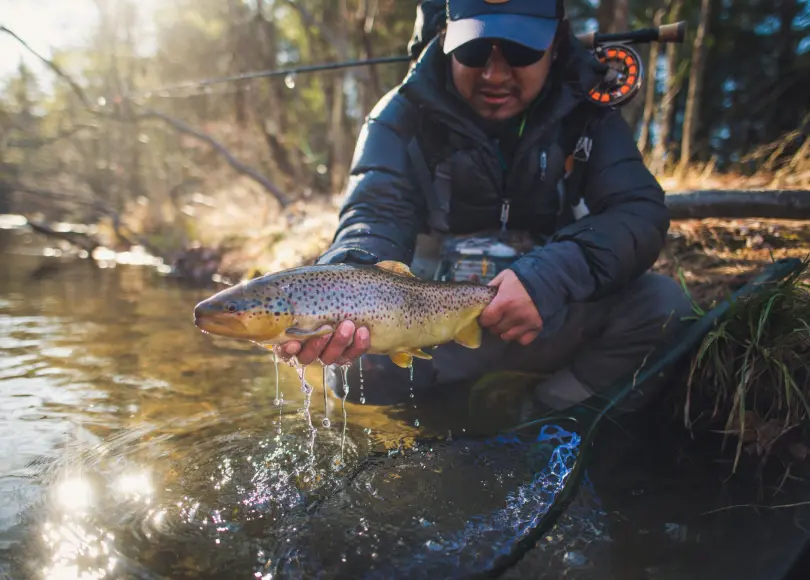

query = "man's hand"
[277,320,370,366]
[479,269,544,346]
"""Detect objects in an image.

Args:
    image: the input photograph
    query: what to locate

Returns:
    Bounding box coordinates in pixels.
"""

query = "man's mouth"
[478,91,513,105]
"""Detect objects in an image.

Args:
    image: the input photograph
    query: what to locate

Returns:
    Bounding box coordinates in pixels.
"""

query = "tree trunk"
[650,0,683,175]
[666,189,810,220]
[329,72,349,193]
[637,6,665,154]
[596,0,629,33]
[677,0,712,175]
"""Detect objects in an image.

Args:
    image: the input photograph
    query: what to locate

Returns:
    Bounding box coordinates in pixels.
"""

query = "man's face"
[450,40,553,121]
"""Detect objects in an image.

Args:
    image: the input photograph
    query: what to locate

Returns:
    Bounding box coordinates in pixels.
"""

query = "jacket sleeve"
[509,108,669,326]
[316,92,427,266]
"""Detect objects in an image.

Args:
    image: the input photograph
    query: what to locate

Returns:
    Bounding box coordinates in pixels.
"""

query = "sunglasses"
[452,39,546,68]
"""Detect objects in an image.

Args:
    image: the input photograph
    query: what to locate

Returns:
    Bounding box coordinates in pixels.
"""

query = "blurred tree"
[0,0,807,244]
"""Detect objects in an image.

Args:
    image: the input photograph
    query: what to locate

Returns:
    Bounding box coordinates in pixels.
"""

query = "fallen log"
[666,189,810,220]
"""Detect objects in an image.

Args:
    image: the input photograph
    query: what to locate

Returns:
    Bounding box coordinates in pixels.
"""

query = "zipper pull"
[500,199,511,232]
[540,150,548,181]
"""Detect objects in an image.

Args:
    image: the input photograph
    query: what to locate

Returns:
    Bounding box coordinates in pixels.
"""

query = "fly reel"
[587,43,643,107]
[576,20,686,108]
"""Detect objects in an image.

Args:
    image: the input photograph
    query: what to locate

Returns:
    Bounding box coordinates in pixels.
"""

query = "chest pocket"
[442,147,505,234]
[506,137,570,234]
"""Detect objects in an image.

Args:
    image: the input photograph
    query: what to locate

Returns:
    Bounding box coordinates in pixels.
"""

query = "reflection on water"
[0,228,608,579]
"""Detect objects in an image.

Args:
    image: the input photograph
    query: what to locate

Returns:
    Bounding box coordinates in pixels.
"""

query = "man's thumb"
[488,270,507,287]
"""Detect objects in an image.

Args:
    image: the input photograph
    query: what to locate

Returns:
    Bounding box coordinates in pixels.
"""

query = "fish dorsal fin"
[375,260,415,278]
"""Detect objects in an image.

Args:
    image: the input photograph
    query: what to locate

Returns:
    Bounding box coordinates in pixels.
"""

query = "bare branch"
[0,26,92,109]
[8,183,112,214]
[25,219,101,254]
[1,26,290,207]
[135,107,292,207]
[6,124,99,149]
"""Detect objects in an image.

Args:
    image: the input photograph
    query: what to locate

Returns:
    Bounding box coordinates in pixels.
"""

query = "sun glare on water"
[37,468,155,579]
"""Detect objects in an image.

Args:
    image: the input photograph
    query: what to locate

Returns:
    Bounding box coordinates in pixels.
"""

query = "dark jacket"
[317,33,669,327]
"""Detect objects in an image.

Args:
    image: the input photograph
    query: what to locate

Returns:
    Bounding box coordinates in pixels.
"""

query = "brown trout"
[193,260,497,368]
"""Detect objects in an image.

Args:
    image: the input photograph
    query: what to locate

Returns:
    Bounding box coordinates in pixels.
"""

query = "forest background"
[1,0,809,284]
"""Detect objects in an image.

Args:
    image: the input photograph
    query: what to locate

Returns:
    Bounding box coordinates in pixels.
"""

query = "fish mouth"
[194,307,249,339]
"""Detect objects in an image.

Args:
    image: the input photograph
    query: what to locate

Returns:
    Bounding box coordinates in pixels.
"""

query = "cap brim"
[443,13,559,55]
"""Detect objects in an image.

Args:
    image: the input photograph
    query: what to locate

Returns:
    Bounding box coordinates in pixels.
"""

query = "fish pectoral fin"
[454,318,483,349]
[389,352,414,368]
[389,348,432,368]
[407,348,433,360]
[285,324,335,339]
[375,260,416,278]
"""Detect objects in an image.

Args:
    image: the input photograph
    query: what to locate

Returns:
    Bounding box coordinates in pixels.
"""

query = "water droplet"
[409,393,415,399]
[414,419,420,427]
[273,398,281,406]
[322,418,331,428]
[360,396,366,404]
[284,73,296,89]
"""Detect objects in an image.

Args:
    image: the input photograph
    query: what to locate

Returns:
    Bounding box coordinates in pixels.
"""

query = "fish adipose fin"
[285,324,334,339]
[375,261,416,278]
[454,318,483,349]
[389,348,432,368]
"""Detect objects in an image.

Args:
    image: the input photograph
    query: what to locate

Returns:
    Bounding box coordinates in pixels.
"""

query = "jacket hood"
[399,29,607,140]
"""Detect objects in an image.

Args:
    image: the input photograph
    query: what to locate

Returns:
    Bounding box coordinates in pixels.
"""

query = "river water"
[1,222,809,580]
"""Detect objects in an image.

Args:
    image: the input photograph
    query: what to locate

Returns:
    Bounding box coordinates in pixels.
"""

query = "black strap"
[560,105,597,210]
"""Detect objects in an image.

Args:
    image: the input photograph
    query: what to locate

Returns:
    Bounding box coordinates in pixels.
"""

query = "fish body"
[193,260,497,368]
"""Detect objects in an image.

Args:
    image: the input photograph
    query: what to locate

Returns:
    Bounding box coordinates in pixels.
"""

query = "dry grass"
[655,117,810,193]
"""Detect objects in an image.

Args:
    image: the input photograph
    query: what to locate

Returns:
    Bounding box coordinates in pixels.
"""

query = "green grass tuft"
[684,256,810,475]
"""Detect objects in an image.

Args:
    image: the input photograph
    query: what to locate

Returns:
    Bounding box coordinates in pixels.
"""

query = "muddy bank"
[654,218,810,306]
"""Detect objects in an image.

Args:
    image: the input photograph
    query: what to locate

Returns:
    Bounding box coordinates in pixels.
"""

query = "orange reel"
[587,43,643,107]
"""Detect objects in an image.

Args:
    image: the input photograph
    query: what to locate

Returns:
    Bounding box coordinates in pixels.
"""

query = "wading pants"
[324,270,695,413]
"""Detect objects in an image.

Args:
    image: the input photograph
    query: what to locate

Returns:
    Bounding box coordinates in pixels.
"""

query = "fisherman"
[277,0,694,413]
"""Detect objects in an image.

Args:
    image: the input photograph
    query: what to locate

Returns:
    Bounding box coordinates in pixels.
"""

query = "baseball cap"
[443,0,564,55]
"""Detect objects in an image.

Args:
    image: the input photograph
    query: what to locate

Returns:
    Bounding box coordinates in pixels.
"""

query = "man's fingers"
[341,326,370,362]
[479,299,505,328]
[499,323,531,342]
[319,320,356,366]
[278,341,301,362]
[297,334,331,365]
[518,330,540,346]
[488,270,507,287]
[488,310,525,336]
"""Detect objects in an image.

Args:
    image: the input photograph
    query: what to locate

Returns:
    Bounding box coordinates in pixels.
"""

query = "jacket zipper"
[495,138,511,232]
[540,150,548,181]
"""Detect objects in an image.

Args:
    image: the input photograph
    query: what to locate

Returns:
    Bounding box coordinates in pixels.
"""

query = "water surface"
[2,224,809,580]
[0,227,610,579]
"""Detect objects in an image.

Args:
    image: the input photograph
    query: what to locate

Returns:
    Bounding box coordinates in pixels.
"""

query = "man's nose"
[481,46,511,84]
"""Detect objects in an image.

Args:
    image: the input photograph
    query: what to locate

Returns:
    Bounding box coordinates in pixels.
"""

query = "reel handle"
[576,20,687,49]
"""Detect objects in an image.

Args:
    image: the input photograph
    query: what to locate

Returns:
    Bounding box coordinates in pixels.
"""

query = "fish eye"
[225,302,238,313]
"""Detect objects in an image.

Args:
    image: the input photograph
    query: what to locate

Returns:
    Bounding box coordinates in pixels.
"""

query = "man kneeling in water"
[277,0,694,414]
